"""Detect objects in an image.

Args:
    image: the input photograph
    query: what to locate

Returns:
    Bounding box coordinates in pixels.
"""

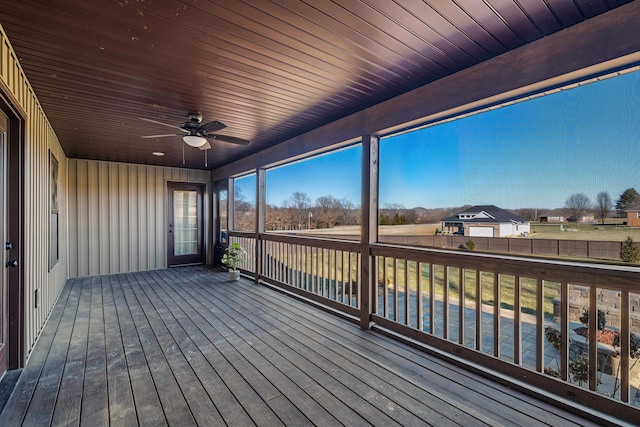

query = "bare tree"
[565,193,592,223]
[233,186,255,231]
[595,191,613,225]
[288,191,311,210]
[284,191,311,229]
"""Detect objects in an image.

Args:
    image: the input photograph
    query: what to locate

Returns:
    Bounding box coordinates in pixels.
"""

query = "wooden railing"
[228,231,640,423]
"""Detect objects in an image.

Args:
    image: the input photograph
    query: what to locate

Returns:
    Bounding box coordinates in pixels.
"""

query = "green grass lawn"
[530,223,640,242]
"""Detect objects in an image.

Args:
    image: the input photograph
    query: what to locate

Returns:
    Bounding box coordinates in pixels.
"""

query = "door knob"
[6,260,18,268]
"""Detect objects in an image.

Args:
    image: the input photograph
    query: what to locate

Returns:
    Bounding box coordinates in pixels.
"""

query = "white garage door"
[469,226,494,237]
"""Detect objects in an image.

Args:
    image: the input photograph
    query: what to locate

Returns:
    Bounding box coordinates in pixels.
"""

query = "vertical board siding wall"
[0,25,68,357]
[68,159,211,277]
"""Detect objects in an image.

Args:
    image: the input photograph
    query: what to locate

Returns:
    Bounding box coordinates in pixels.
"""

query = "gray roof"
[442,205,529,224]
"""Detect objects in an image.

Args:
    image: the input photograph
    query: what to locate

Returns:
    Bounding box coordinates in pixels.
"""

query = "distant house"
[539,216,565,223]
[627,210,640,227]
[441,205,530,238]
[566,214,595,223]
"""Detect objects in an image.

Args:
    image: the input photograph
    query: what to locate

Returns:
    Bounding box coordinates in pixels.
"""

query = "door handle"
[6,260,18,268]
[5,242,12,250]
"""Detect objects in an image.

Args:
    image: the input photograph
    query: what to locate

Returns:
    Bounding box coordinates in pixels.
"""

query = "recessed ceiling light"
[152,152,164,156]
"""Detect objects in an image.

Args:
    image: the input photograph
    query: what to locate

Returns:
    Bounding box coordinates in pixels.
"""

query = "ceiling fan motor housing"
[187,113,203,123]
[182,113,204,134]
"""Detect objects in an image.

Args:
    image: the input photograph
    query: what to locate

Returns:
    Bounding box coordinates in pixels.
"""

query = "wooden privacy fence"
[378,235,636,261]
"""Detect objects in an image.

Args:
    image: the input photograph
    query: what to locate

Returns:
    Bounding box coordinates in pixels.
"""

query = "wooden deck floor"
[0,266,609,426]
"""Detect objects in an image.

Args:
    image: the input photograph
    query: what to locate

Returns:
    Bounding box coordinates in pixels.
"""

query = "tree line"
[233,190,359,232]
[565,188,639,224]
[232,187,640,232]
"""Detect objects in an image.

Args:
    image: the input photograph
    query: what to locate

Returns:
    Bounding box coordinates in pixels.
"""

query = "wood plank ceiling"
[0,0,632,170]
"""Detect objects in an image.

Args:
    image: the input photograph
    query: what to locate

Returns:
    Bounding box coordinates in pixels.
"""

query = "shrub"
[465,239,476,251]
[620,236,640,263]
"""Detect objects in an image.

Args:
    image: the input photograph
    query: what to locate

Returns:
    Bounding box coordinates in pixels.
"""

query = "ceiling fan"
[141,113,251,150]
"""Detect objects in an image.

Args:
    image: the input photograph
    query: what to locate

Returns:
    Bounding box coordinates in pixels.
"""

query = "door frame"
[167,182,205,266]
[0,108,7,375]
[0,90,25,369]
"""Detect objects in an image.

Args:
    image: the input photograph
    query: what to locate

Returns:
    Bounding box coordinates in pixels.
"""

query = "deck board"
[0,266,611,426]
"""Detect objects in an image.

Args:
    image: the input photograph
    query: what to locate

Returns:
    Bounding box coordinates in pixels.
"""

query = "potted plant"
[221,243,246,281]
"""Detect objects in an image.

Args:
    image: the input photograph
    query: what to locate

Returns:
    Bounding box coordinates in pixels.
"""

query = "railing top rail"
[228,231,255,239]
[257,233,362,251]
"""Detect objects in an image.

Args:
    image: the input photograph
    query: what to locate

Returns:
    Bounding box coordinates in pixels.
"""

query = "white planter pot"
[229,270,240,281]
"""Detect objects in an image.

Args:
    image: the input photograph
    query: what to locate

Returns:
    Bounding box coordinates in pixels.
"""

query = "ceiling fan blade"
[139,117,185,131]
[207,134,251,145]
[199,120,226,133]
[198,141,212,151]
[141,133,179,139]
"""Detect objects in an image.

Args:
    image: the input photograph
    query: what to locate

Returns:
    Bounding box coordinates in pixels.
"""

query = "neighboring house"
[566,214,596,223]
[441,205,531,238]
[627,210,640,227]
[539,216,566,223]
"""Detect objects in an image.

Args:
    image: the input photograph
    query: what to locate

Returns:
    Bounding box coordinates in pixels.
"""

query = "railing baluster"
[348,251,352,305]
[429,263,435,335]
[589,286,598,391]
[620,289,630,403]
[391,258,397,322]
[331,249,336,300]
[476,270,482,352]
[383,257,389,319]
[536,278,544,373]
[404,259,410,326]
[494,273,500,358]
[443,266,449,340]
[314,246,318,294]
[417,262,424,331]
[514,276,521,365]
[459,268,465,345]
[342,251,347,304]
[560,281,569,381]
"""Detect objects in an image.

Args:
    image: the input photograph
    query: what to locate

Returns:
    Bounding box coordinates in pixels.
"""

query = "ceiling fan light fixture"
[183,135,207,147]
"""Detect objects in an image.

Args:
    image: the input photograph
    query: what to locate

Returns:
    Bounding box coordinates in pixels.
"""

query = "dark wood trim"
[0,91,25,369]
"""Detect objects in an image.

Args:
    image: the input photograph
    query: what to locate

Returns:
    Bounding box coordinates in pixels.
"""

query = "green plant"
[221,243,246,271]
[620,236,640,263]
[465,238,476,251]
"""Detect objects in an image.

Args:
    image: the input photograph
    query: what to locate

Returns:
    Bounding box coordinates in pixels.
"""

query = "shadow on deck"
[0,266,609,426]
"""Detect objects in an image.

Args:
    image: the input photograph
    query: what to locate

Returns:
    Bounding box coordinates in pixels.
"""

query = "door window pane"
[174,190,198,255]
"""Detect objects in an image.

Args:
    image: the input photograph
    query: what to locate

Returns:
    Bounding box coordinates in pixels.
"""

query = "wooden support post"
[255,168,266,284]
[360,134,378,330]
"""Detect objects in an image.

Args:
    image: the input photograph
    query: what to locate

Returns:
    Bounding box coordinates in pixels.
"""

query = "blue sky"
[237,69,640,210]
